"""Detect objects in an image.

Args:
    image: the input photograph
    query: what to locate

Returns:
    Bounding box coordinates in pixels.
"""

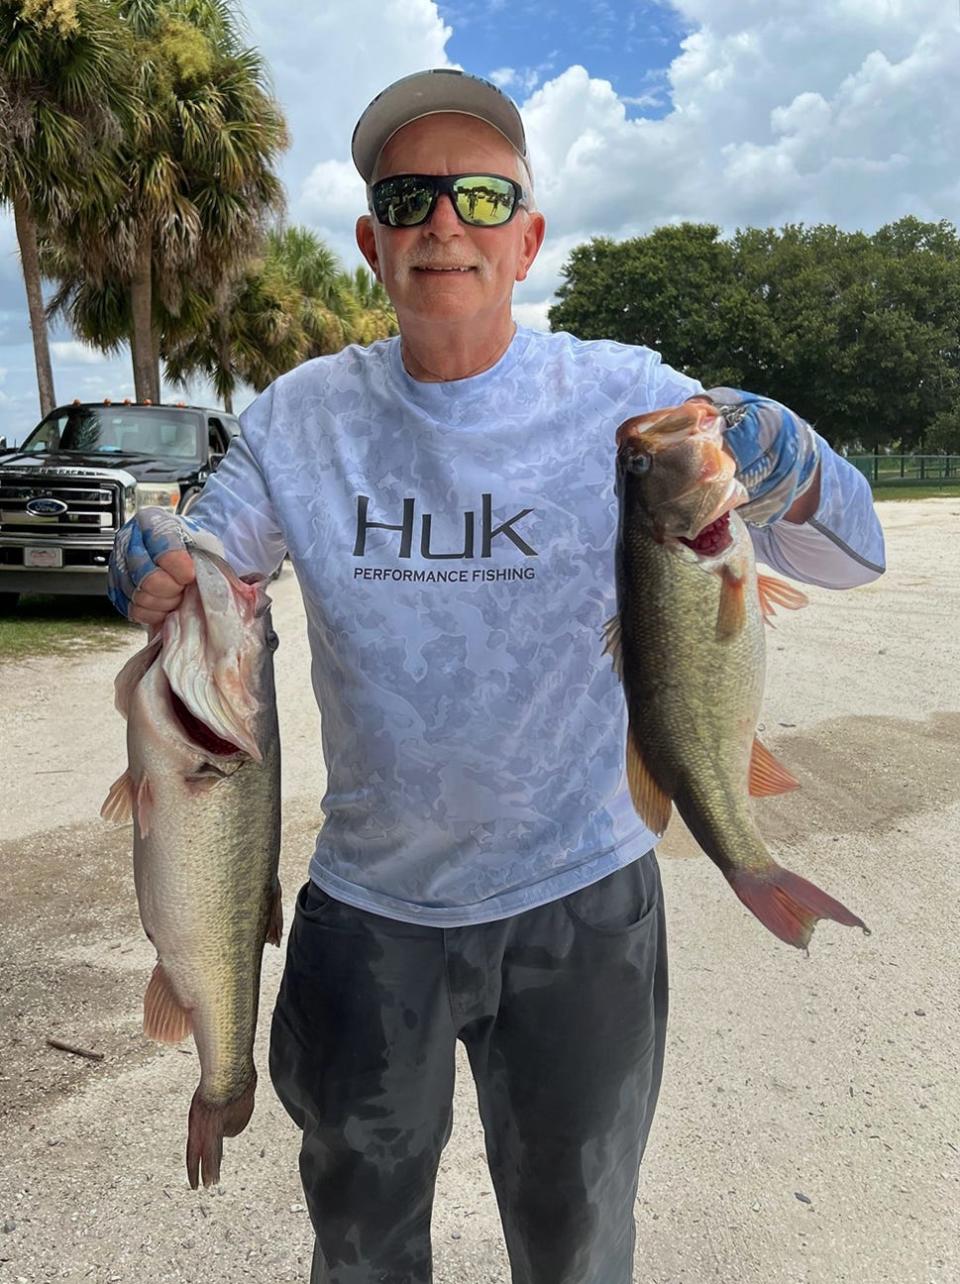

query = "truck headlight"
[135,483,181,510]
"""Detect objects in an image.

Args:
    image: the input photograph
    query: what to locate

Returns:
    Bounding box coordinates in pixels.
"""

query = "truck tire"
[0,592,20,613]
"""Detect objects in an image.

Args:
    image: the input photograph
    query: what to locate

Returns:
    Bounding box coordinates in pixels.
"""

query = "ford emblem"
[26,497,68,516]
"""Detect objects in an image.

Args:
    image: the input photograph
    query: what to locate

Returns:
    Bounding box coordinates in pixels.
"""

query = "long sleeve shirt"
[192,327,885,925]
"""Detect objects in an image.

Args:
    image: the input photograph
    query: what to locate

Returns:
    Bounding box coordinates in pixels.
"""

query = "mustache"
[406,256,482,271]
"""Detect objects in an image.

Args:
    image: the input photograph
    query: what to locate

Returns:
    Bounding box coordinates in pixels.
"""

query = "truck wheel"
[0,592,19,613]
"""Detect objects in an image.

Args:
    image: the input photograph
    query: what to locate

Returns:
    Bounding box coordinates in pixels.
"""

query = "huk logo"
[352,493,538,560]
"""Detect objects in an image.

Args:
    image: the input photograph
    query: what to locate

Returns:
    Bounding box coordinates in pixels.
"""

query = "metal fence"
[848,454,960,485]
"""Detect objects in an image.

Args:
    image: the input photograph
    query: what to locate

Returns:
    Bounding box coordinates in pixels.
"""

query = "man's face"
[355,114,546,330]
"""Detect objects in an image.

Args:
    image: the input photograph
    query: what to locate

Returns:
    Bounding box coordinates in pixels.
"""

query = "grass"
[0,595,136,662]
[871,484,960,502]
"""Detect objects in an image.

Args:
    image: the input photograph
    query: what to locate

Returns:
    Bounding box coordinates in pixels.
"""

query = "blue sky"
[2,0,958,442]
[438,0,686,116]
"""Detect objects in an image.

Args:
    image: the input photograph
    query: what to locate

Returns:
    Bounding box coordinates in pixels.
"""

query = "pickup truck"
[0,400,239,610]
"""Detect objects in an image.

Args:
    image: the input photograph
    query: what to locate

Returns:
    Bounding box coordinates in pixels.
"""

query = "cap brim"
[352,69,527,183]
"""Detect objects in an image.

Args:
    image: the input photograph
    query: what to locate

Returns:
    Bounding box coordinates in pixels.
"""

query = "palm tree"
[52,0,288,402]
[346,264,398,344]
[161,226,398,406]
[0,0,134,414]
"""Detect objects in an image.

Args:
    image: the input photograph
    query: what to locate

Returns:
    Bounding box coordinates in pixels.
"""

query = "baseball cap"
[351,68,528,184]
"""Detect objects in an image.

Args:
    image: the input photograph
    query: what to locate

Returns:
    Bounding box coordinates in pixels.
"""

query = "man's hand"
[108,507,224,627]
[689,388,821,527]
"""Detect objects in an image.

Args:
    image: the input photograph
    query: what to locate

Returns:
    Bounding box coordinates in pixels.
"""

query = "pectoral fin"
[100,769,135,823]
[626,732,673,836]
[749,737,800,796]
[716,567,747,641]
[757,573,808,625]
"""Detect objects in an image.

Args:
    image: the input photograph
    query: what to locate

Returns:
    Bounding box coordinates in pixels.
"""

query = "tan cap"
[351,68,527,183]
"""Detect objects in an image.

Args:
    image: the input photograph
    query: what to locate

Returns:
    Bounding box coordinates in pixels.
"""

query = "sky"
[1,0,959,442]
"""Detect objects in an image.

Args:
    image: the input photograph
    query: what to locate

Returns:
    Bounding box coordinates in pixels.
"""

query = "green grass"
[0,594,136,661]
[871,483,960,502]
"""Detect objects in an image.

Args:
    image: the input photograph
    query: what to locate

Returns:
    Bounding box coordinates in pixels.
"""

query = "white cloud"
[3,0,959,438]
[50,341,108,365]
[511,0,960,314]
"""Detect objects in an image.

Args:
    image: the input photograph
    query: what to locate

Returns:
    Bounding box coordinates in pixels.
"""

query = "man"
[109,69,885,1284]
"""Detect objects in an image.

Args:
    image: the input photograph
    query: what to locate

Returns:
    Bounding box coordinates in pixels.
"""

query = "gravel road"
[1,498,958,1284]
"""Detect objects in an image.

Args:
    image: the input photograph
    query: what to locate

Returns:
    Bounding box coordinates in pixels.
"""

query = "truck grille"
[0,474,124,537]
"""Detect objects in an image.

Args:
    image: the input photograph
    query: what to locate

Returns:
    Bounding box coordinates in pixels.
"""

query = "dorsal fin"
[602,614,624,678]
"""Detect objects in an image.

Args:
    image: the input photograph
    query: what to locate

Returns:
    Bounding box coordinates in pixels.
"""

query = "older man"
[109,69,885,1284]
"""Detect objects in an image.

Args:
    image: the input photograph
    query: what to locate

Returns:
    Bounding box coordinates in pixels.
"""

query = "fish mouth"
[170,688,247,759]
[678,511,734,555]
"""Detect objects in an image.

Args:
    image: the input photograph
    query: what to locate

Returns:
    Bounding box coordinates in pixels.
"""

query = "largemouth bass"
[101,547,282,1187]
[606,401,867,949]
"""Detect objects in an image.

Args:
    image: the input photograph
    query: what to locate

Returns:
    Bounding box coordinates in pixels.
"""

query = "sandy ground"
[1,498,958,1284]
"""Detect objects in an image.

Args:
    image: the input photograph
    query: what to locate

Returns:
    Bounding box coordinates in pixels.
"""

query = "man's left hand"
[689,388,821,526]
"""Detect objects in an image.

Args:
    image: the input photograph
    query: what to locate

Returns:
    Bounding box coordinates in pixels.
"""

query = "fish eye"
[266,630,279,651]
[625,451,652,476]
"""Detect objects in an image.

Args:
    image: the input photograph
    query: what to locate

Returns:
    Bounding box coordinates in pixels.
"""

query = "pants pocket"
[562,853,659,935]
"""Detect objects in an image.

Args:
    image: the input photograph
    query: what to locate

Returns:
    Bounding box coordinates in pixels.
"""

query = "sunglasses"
[370,173,527,229]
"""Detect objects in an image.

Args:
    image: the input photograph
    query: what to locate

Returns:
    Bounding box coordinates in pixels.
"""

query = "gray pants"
[269,852,667,1284]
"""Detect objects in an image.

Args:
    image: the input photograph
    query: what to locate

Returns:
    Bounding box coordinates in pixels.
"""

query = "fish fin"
[187,1079,256,1189]
[725,865,869,950]
[113,633,163,719]
[266,882,283,947]
[135,773,154,839]
[626,732,673,836]
[749,738,801,797]
[716,567,747,641]
[100,769,135,823]
[601,615,624,678]
[143,962,192,1044]
[757,573,808,624]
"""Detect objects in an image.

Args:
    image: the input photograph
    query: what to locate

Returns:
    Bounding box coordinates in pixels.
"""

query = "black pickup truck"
[0,400,239,609]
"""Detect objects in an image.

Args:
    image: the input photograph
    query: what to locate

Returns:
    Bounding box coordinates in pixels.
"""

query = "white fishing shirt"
[192,327,886,925]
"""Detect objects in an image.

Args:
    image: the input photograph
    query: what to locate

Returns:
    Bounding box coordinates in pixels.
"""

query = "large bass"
[102,547,282,1186]
[606,401,867,949]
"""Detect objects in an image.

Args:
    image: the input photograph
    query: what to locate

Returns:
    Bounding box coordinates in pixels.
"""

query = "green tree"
[550,217,960,450]
[51,0,287,403]
[161,227,398,408]
[0,0,133,414]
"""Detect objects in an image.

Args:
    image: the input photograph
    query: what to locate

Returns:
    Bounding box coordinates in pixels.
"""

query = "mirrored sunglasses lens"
[453,176,516,225]
[375,179,434,226]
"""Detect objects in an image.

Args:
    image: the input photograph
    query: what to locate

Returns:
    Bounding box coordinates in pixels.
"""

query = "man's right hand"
[108,507,224,627]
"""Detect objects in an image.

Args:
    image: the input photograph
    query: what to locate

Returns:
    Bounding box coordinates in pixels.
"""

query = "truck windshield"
[20,408,203,459]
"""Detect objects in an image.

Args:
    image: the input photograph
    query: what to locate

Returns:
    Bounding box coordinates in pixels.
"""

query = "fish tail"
[186,1076,256,1189]
[725,865,869,950]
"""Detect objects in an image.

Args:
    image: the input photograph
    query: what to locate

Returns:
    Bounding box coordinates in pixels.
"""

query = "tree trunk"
[12,192,56,417]
[151,324,162,405]
[130,231,156,402]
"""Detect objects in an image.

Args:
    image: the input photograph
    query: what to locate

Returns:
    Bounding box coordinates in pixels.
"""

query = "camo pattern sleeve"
[189,396,288,578]
[747,432,886,588]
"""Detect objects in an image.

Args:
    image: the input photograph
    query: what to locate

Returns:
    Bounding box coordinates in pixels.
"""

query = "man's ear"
[515,211,546,284]
[356,215,381,281]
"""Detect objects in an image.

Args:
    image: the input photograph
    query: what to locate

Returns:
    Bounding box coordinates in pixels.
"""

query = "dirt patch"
[660,711,960,860]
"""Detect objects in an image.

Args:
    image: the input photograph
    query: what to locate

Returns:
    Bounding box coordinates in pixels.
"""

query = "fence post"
[920,456,925,481]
